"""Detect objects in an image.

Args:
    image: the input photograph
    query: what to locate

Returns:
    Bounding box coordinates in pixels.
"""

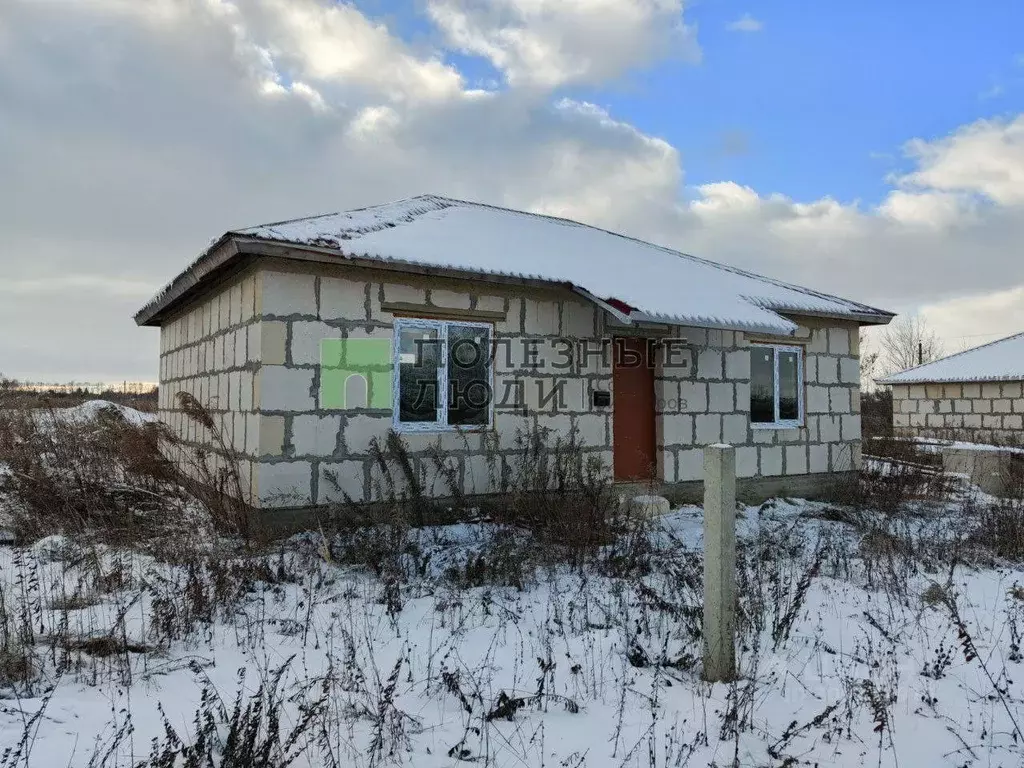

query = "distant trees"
[879,314,944,375]
[859,330,880,390]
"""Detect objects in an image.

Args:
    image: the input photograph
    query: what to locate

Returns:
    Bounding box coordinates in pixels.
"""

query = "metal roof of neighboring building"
[878,331,1024,385]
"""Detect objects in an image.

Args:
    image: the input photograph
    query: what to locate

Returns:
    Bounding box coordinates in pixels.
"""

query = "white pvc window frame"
[749,343,805,430]
[392,317,494,433]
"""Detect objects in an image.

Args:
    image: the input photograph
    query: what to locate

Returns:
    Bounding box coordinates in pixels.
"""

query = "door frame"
[611,336,658,482]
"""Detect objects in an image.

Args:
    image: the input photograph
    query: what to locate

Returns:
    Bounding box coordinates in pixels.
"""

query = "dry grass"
[0,392,253,551]
[325,424,650,583]
[1,468,1024,766]
[0,403,179,542]
[0,642,33,691]
[481,424,626,560]
[171,392,254,544]
[968,498,1024,560]
[834,436,954,514]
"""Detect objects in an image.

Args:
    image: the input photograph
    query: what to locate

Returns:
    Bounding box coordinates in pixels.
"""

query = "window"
[393,318,493,431]
[749,344,803,428]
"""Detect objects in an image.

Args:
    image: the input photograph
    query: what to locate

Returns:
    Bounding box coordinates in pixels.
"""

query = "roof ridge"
[879,329,1024,381]
[231,209,346,233]
[231,194,453,239]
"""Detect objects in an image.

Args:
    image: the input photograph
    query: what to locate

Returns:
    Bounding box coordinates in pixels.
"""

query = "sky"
[2,0,1023,382]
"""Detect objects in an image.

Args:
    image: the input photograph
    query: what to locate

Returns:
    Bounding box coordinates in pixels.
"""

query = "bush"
[0,403,179,542]
[839,437,952,513]
[0,394,254,548]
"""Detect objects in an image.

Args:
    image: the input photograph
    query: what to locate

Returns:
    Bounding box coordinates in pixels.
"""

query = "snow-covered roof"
[137,195,892,333]
[878,331,1024,385]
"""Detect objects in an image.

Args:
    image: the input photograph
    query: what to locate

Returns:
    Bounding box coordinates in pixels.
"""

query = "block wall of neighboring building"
[891,381,1024,444]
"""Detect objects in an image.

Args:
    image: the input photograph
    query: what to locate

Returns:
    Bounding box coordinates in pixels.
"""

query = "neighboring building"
[135,195,893,513]
[878,332,1024,444]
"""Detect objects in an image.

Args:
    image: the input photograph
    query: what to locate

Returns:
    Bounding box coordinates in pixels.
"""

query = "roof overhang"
[777,308,894,327]
[135,236,562,326]
[137,235,628,327]
[135,236,240,326]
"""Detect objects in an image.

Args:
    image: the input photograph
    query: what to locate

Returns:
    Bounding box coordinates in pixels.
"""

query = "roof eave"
[572,288,634,325]
[136,235,598,324]
[134,236,238,326]
[776,307,896,327]
[878,374,1024,386]
[636,312,799,336]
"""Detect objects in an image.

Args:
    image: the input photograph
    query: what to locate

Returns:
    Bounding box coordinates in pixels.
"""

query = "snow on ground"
[40,399,158,427]
[913,436,1024,454]
[867,435,1024,455]
[2,496,1024,767]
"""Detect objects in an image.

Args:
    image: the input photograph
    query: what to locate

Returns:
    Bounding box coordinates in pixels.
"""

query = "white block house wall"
[657,320,862,484]
[879,331,1024,445]
[890,382,1024,443]
[158,269,263,500]
[157,260,864,510]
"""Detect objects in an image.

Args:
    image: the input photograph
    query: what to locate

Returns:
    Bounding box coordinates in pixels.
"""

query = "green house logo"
[320,338,393,410]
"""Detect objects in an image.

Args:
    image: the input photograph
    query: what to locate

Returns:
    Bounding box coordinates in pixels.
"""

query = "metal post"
[702,443,737,682]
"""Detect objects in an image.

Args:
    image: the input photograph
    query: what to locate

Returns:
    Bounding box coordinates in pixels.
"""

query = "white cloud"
[2,0,1024,380]
[426,0,699,88]
[244,0,465,101]
[726,14,763,32]
[877,190,970,228]
[671,115,1024,317]
[918,287,1024,352]
[689,182,763,216]
[897,115,1024,206]
[347,105,401,139]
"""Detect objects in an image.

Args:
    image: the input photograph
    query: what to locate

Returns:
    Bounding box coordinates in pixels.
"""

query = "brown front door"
[612,337,656,481]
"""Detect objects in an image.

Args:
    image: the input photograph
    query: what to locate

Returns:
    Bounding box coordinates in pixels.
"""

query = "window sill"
[393,422,493,434]
[750,421,805,431]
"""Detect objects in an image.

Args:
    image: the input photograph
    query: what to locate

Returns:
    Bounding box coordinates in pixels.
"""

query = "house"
[878,331,1024,444]
[135,195,894,513]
